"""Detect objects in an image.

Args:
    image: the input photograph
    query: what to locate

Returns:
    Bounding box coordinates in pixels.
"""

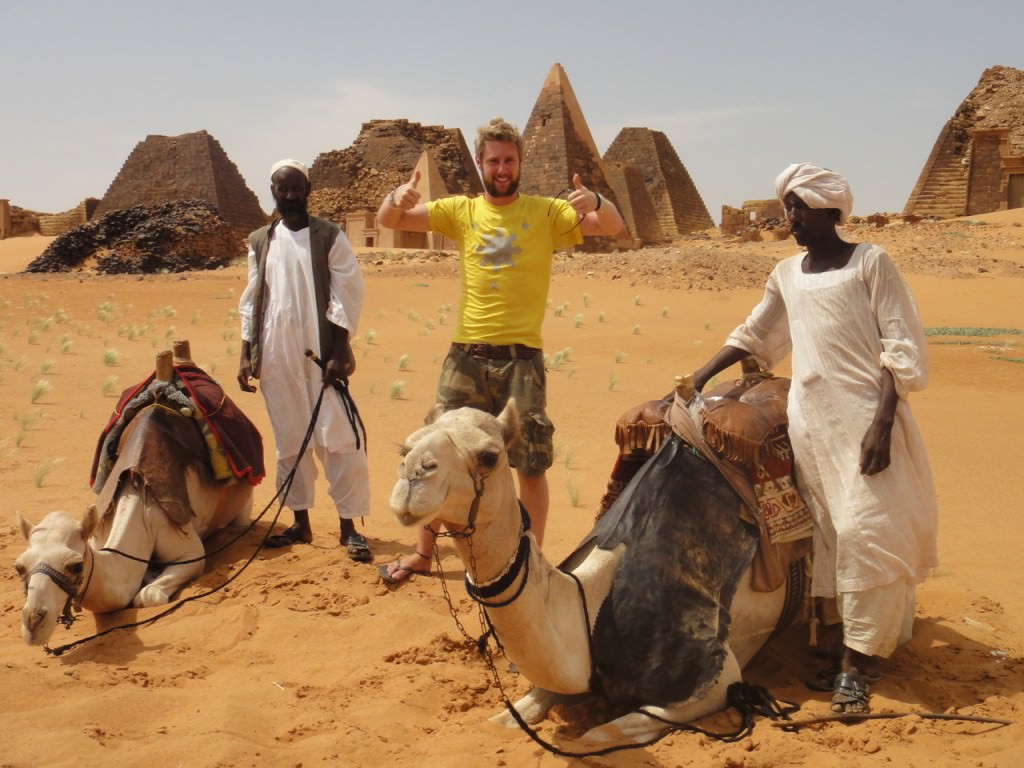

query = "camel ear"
[81,505,101,541]
[16,512,35,541]
[423,403,445,425]
[497,399,521,450]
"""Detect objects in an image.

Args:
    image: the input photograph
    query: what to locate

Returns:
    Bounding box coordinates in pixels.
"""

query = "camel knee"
[133,583,172,607]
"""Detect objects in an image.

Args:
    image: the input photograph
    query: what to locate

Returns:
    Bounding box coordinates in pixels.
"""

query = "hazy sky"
[2,1,1021,222]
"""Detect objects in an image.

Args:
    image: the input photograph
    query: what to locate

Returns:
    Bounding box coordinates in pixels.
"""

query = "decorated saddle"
[598,362,812,591]
[90,357,265,494]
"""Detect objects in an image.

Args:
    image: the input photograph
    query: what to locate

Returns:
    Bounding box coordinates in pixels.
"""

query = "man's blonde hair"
[475,117,522,158]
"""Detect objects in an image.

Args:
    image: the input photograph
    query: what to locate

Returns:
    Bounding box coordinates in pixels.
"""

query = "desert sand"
[2,213,1023,767]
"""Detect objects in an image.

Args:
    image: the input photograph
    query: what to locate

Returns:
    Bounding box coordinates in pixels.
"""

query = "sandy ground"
[2,213,1023,767]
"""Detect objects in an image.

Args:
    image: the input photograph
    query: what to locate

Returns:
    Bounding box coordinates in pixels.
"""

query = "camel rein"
[37,365,337,656]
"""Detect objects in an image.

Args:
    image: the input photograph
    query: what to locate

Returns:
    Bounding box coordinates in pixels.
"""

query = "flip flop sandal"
[831,670,871,714]
[342,532,373,563]
[377,562,432,587]
[264,524,312,548]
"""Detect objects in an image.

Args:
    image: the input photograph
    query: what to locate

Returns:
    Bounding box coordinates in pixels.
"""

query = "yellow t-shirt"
[428,194,582,348]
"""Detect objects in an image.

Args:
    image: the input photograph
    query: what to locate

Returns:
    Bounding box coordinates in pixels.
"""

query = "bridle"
[23,543,95,632]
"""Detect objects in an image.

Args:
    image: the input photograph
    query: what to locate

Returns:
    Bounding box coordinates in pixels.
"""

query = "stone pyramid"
[308,119,482,222]
[94,130,266,232]
[604,127,713,237]
[904,65,1024,217]
[519,63,629,249]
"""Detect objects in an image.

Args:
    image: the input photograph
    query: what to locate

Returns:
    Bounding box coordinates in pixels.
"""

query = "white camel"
[390,400,796,744]
[17,400,253,647]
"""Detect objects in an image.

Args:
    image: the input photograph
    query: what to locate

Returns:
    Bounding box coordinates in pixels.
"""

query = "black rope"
[44,385,327,656]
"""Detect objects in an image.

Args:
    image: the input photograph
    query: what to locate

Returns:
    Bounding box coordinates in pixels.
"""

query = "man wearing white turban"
[691,164,938,714]
[237,159,373,563]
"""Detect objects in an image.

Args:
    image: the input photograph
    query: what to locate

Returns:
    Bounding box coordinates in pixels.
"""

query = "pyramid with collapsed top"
[904,65,1024,218]
[94,130,266,233]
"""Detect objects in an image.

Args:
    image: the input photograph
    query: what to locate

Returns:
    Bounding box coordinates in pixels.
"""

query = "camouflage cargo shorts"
[436,344,554,474]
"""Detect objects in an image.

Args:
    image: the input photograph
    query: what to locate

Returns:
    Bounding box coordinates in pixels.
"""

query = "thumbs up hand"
[391,169,422,210]
[567,173,600,216]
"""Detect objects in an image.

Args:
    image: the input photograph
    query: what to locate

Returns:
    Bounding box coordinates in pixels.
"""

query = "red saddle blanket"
[90,364,265,489]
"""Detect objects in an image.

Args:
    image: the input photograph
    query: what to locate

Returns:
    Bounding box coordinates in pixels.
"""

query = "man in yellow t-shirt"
[376,116,625,586]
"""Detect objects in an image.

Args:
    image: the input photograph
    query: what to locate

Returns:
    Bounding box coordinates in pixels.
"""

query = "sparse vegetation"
[30,379,51,403]
[389,380,406,400]
[103,348,120,366]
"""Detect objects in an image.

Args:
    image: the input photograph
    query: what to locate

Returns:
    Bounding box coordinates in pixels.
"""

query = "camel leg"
[133,525,205,607]
[489,688,586,728]
[581,647,743,744]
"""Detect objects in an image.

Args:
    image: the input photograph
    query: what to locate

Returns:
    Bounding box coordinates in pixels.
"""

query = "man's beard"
[276,198,307,217]
[483,175,519,198]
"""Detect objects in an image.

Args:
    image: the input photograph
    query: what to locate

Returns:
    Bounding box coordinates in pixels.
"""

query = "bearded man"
[375,117,625,586]
[238,159,373,563]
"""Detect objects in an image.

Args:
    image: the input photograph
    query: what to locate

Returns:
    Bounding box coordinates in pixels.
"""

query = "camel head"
[390,401,521,531]
[14,507,100,646]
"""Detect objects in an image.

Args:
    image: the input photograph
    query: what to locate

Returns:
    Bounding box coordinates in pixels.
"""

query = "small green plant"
[632,324,641,335]
[574,314,584,328]
[566,473,582,508]
[661,307,670,318]
[608,372,618,391]
[164,326,177,340]
[31,380,51,404]
[704,320,712,331]
[102,375,119,397]
[582,292,592,308]
[103,348,120,366]
[615,351,627,364]
[598,312,606,323]
[28,329,40,345]
[60,337,73,354]
[634,295,643,306]
[366,329,377,344]
[222,329,235,341]
[389,380,406,400]
[398,354,410,371]
[33,459,60,488]
[553,306,565,318]
[40,359,55,374]
[191,311,202,325]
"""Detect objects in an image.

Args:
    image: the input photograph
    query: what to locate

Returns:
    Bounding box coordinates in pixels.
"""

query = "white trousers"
[276,444,370,521]
[838,578,916,658]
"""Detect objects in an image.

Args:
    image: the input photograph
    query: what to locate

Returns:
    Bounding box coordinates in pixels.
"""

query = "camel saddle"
[606,371,812,592]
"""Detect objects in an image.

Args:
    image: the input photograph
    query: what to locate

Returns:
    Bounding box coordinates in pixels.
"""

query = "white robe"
[239,225,364,459]
[726,243,938,597]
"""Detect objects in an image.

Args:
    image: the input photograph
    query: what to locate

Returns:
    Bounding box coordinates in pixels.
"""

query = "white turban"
[775,163,853,223]
[270,158,309,180]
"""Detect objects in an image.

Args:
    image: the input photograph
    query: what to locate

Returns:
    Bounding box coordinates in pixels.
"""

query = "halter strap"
[464,501,531,605]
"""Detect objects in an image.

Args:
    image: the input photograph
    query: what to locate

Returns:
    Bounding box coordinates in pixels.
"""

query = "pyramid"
[904,66,1024,217]
[94,130,266,232]
[308,119,482,222]
[604,128,713,237]
[520,63,630,249]
[603,161,667,245]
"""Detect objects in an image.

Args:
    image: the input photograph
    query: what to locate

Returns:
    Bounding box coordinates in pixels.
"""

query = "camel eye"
[478,450,499,469]
[14,562,26,578]
[66,560,84,577]
[398,445,410,457]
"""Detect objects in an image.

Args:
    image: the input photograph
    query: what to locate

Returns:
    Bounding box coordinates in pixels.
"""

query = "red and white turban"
[270,158,309,180]
[775,163,853,223]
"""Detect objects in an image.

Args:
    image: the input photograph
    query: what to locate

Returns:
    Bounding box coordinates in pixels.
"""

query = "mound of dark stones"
[25,200,245,274]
